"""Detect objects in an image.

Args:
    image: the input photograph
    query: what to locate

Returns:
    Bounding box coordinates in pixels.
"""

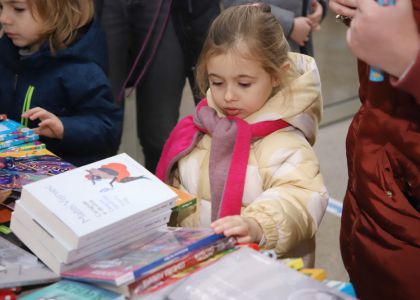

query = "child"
[0,0,122,166]
[156,4,328,266]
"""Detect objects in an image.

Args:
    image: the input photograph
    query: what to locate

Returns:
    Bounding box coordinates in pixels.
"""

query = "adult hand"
[211,215,263,244]
[308,0,323,30]
[22,107,64,139]
[329,0,358,17]
[347,0,420,77]
[291,17,313,46]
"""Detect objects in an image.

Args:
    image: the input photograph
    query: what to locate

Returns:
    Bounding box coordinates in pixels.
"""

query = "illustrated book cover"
[61,227,226,287]
[19,280,124,300]
[12,153,177,249]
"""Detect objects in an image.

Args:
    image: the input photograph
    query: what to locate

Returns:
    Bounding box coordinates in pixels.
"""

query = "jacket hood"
[207,52,323,145]
[0,18,108,73]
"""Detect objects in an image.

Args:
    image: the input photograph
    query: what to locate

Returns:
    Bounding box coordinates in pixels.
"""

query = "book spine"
[130,233,226,283]
[129,236,236,294]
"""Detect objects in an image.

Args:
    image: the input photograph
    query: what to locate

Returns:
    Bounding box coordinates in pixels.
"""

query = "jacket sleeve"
[242,134,328,257]
[49,62,122,156]
[391,49,420,106]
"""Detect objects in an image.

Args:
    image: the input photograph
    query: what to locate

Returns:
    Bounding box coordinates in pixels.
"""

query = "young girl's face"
[0,0,44,49]
[207,45,278,119]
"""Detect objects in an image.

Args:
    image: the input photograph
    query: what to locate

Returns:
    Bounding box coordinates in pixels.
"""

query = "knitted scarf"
[156,99,289,221]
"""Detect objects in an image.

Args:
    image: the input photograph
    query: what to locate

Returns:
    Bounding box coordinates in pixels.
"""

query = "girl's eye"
[239,82,251,88]
[210,81,223,86]
[14,7,26,12]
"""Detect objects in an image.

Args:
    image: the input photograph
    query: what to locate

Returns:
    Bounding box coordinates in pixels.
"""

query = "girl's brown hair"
[195,3,292,97]
[28,0,94,53]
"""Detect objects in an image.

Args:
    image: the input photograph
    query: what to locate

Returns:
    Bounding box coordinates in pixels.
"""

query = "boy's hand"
[211,215,263,244]
[22,107,64,139]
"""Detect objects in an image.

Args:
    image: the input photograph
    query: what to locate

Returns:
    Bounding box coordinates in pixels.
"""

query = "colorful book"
[100,235,236,296]
[166,247,355,300]
[0,127,34,142]
[61,227,226,287]
[0,141,45,153]
[170,186,197,212]
[11,153,177,249]
[0,134,39,150]
[0,150,74,192]
[19,280,124,300]
[0,119,25,136]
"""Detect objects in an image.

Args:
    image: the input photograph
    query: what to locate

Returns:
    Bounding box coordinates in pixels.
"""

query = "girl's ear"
[272,63,290,87]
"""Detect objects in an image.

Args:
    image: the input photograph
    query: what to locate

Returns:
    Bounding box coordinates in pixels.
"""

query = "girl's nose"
[224,86,236,102]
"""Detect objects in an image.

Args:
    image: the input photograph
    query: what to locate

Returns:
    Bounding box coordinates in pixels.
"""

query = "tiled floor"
[118,12,360,282]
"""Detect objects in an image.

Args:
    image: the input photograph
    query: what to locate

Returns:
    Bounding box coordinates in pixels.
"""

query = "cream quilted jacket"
[173,53,328,266]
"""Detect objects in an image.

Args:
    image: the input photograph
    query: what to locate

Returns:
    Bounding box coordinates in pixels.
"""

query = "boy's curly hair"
[28,0,94,54]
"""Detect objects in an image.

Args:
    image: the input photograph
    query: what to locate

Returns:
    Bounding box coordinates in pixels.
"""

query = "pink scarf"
[156,99,289,221]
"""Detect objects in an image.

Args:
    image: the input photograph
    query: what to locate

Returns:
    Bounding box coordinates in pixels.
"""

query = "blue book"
[0,119,25,136]
[20,280,124,300]
[61,227,226,286]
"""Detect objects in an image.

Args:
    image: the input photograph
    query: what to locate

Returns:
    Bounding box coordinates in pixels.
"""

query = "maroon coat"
[340,3,420,300]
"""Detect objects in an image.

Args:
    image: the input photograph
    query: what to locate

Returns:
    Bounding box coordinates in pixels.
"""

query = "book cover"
[0,120,25,136]
[61,227,226,286]
[0,151,74,192]
[0,236,59,289]
[0,141,45,154]
[0,134,39,150]
[14,153,177,248]
[19,280,124,300]
[13,201,171,263]
[166,247,355,300]
[0,127,34,142]
[102,235,236,296]
[169,186,196,212]
[9,217,165,274]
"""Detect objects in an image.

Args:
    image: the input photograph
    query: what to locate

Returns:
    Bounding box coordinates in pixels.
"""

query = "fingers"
[330,0,358,17]
[22,107,50,121]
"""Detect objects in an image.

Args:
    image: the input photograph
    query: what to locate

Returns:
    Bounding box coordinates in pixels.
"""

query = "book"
[12,153,177,249]
[61,227,226,287]
[165,247,355,300]
[12,201,171,263]
[19,280,124,300]
[100,235,237,296]
[0,236,59,289]
[10,216,165,274]
[0,119,25,136]
[168,186,197,226]
[0,150,74,192]
[0,134,39,150]
[0,127,34,142]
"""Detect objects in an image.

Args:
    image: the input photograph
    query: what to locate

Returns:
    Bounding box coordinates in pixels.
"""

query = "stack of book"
[0,119,41,152]
[10,153,178,275]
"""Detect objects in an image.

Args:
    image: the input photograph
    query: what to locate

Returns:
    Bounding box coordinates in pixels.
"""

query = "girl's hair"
[195,3,291,97]
[27,0,94,53]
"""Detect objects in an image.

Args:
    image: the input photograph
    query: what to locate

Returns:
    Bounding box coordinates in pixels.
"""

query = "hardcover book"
[12,153,177,249]
[61,227,226,287]
[0,127,34,142]
[0,134,39,150]
[0,119,25,136]
[19,280,124,300]
[166,247,355,300]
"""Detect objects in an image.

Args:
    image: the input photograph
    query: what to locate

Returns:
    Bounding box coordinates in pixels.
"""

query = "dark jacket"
[340,3,420,299]
[0,19,122,166]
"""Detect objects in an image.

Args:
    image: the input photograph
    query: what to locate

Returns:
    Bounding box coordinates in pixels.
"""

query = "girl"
[0,0,122,166]
[156,4,328,266]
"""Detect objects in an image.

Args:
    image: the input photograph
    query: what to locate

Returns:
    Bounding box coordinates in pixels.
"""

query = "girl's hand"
[308,0,323,31]
[210,215,263,244]
[329,0,357,18]
[22,107,64,139]
[291,17,313,46]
